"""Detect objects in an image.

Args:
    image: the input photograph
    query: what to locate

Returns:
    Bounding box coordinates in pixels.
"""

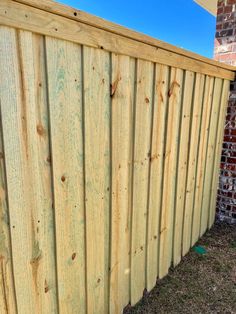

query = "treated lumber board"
[191,77,214,246]
[0,27,34,313]
[0,108,17,314]
[208,80,230,228]
[146,64,169,291]
[13,0,236,73]
[30,33,58,314]
[83,46,110,314]
[131,60,154,305]
[173,71,195,266]
[0,0,234,80]
[46,37,86,313]
[109,54,135,313]
[200,78,223,237]
[159,68,184,279]
[182,73,205,257]
[0,26,57,314]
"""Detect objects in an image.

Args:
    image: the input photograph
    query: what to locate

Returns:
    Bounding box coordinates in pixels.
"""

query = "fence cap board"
[2,0,236,80]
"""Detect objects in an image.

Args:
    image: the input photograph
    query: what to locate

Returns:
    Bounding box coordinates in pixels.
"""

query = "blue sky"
[57,0,216,59]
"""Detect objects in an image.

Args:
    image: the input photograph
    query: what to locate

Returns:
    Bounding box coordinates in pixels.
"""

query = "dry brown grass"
[124,223,236,314]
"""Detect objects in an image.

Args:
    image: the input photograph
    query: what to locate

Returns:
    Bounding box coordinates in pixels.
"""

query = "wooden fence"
[0,0,235,313]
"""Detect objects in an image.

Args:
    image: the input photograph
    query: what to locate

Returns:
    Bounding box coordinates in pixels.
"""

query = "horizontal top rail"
[1,0,235,80]
[12,0,235,72]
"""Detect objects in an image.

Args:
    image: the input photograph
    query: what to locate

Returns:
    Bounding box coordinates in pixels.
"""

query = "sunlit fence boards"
[0,1,235,313]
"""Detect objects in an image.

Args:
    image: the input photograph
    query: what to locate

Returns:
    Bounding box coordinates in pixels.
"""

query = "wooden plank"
[0,106,17,314]
[131,59,154,304]
[45,37,86,313]
[159,67,184,279]
[83,46,110,314]
[182,73,205,257]
[173,71,195,266]
[0,1,234,80]
[109,54,135,313]
[208,80,230,228]
[146,64,169,291]
[191,77,214,246]
[200,78,223,237]
[30,33,58,314]
[0,26,58,313]
[13,0,236,73]
[0,27,34,313]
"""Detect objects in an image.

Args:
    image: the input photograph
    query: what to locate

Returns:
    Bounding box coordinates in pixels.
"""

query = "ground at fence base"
[124,223,236,314]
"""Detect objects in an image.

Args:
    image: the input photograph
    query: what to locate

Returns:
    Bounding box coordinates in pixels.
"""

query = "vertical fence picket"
[173,71,195,266]
[46,37,86,313]
[191,77,214,246]
[131,60,154,305]
[146,64,169,290]
[0,91,17,314]
[200,78,223,237]
[0,27,58,314]
[159,68,184,278]
[109,54,135,313]
[182,73,205,256]
[83,46,111,314]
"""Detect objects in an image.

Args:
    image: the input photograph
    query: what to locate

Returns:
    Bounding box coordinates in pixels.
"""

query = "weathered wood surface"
[0,1,234,313]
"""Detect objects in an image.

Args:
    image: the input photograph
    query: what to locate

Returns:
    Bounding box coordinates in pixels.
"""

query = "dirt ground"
[124,222,236,314]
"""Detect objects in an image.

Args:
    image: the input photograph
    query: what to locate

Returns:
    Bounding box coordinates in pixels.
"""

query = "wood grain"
[182,73,205,256]
[131,59,154,305]
[173,71,195,266]
[146,64,169,290]
[191,77,214,246]
[13,0,236,72]
[0,3,233,311]
[200,78,223,237]
[159,68,184,278]
[0,26,58,314]
[46,37,86,313]
[110,54,135,313]
[83,46,110,314]
[0,1,234,80]
[0,87,17,314]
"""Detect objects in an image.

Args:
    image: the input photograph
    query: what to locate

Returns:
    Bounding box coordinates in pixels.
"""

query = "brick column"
[215,0,236,223]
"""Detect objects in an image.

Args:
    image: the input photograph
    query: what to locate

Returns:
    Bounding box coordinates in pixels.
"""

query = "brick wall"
[215,0,236,223]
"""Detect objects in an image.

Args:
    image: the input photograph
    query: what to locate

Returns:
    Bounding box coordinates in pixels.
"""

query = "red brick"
[215,0,236,223]
[217,6,224,14]
[216,29,234,38]
[227,157,236,163]
[216,52,236,61]
[227,0,236,5]
[224,5,233,13]
[229,129,236,135]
